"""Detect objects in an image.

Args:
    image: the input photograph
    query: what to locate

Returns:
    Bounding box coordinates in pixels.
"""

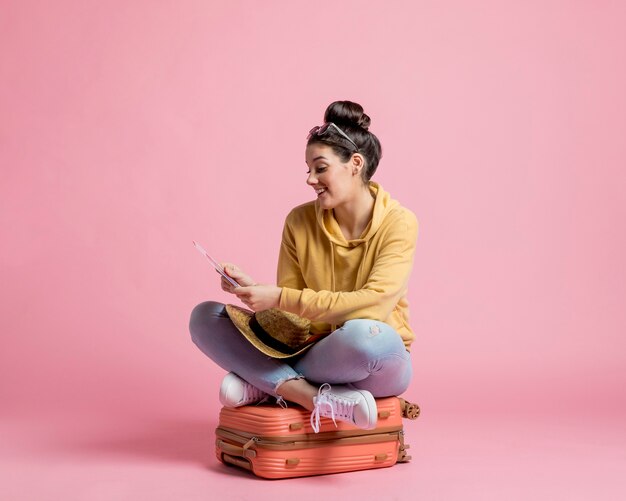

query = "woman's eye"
[306,167,326,174]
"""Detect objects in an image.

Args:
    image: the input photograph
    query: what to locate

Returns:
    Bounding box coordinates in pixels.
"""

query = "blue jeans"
[189,301,412,398]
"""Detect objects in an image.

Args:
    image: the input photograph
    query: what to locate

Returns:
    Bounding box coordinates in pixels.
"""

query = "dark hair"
[307,100,382,184]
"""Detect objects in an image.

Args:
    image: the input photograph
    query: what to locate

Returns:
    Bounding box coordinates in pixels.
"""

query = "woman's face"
[305,143,360,209]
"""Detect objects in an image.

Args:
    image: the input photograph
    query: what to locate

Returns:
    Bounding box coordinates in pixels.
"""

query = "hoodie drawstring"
[356,240,369,288]
[330,241,335,331]
[331,241,335,294]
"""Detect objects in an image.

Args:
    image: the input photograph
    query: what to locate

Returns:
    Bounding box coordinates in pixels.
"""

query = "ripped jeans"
[189,301,412,398]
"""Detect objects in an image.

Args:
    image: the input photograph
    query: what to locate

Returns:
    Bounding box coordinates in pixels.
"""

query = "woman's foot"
[309,383,378,433]
[219,372,269,407]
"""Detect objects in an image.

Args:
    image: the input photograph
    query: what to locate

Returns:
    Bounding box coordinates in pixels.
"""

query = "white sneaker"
[219,372,269,408]
[309,383,378,433]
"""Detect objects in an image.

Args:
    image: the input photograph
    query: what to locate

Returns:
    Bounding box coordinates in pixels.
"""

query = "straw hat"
[224,304,319,358]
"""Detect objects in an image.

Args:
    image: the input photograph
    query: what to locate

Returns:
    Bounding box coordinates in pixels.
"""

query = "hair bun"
[324,100,371,130]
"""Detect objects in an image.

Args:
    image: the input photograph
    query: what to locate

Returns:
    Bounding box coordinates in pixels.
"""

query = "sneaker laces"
[309,383,357,433]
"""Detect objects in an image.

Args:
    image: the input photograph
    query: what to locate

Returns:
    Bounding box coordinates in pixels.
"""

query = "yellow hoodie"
[276,180,419,351]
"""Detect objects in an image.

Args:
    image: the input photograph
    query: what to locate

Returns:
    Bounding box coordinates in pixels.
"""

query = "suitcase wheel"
[399,398,421,420]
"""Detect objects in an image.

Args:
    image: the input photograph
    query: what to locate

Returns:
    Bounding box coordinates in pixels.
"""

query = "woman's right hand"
[219,263,256,293]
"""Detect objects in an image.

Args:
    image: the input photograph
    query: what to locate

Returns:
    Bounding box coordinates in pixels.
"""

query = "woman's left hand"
[233,284,282,312]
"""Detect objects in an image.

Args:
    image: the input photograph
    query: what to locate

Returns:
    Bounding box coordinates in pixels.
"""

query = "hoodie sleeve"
[278,210,419,324]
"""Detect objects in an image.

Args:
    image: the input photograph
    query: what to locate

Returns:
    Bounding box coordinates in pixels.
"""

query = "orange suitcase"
[215,396,420,479]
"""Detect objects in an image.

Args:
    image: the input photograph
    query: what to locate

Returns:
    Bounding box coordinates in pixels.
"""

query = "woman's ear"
[351,153,365,175]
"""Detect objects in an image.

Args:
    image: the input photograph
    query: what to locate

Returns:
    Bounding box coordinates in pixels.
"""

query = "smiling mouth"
[315,187,327,195]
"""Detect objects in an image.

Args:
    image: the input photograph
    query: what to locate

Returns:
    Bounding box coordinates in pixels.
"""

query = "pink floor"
[3,406,625,500]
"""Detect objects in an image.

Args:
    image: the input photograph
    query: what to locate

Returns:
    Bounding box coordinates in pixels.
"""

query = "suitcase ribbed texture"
[215,396,416,479]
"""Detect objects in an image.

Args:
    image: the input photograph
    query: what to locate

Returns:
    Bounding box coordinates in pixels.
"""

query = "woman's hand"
[233,284,282,312]
[219,263,256,292]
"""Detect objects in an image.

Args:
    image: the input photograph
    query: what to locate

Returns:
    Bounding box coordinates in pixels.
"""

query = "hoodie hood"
[315,180,400,247]
[315,180,400,295]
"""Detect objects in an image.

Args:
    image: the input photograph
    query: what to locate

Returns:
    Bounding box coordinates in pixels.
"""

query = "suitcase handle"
[216,439,257,458]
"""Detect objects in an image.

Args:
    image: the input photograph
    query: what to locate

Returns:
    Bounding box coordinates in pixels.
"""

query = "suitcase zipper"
[216,426,404,451]
[397,429,412,462]
[242,436,259,453]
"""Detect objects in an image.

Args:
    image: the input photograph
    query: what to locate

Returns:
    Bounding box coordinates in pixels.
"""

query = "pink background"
[1,1,625,499]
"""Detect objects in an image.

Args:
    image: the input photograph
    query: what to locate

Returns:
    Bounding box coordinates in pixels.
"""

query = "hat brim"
[224,304,316,359]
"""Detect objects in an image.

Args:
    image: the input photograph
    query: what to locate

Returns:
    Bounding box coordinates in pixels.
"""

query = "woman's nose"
[306,173,317,185]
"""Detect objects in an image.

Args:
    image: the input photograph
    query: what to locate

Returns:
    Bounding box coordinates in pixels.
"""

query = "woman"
[189,100,419,432]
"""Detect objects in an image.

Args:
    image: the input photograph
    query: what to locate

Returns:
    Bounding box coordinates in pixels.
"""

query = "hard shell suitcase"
[215,396,420,479]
